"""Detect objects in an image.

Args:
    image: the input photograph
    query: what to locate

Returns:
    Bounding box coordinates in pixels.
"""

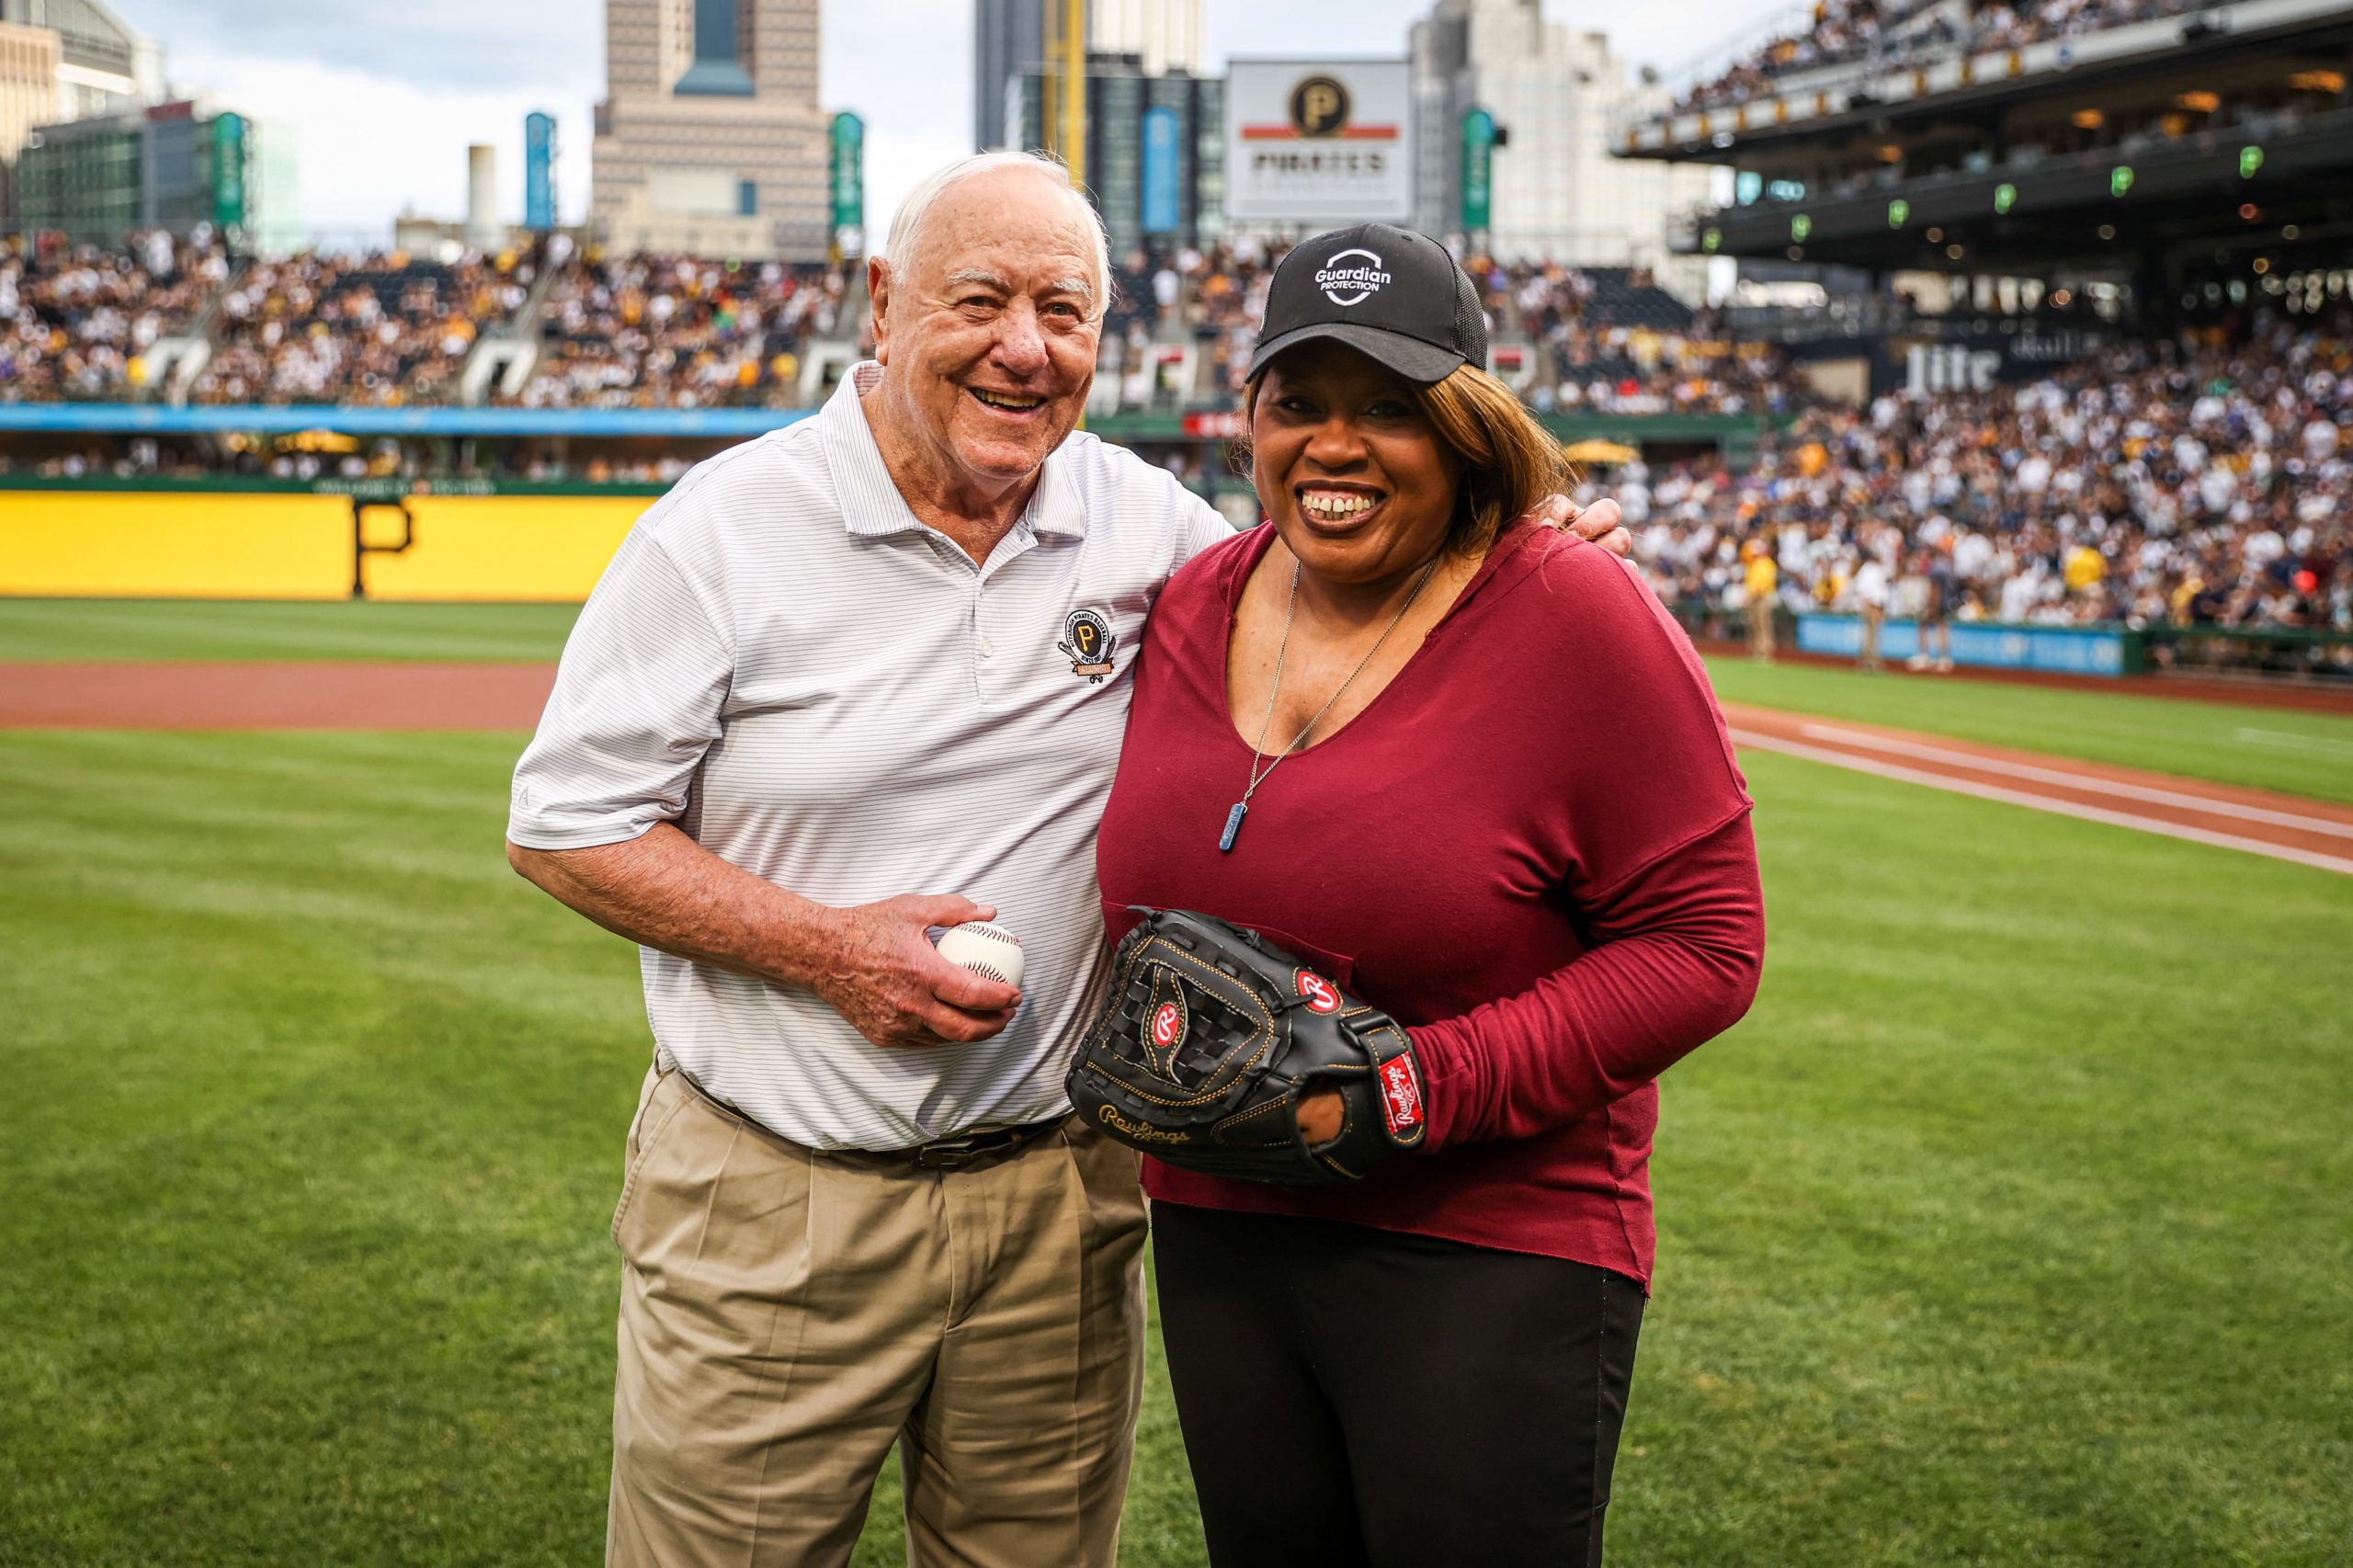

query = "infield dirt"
[6,659,2347,875]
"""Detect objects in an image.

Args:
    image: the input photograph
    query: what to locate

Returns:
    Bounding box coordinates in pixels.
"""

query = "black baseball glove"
[1067,908,1428,1184]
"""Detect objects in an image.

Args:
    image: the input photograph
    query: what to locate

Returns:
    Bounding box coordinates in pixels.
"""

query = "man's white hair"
[882,151,1112,321]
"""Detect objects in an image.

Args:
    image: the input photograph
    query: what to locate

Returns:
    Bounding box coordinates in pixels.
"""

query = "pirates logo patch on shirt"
[1058,608,1118,683]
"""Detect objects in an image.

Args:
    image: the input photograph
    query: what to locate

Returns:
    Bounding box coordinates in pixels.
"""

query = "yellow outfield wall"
[0,490,648,601]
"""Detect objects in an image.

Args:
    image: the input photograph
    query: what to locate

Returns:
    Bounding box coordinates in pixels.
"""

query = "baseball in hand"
[934,922,1025,991]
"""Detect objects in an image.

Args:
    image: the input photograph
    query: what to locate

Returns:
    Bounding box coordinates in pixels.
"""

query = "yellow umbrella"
[1562,438,1641,465]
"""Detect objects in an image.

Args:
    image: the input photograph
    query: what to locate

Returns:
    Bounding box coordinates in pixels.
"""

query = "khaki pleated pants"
[604,1062,1149,1568]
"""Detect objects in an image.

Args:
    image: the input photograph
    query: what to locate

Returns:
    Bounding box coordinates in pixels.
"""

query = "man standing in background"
[1745,538,1779,662]
[1853,541,1892,671]
[1912,547,1957,671]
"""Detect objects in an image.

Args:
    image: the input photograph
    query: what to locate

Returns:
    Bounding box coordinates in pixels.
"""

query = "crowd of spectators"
[0,230,228,401]
[1122,240,1804,416]
[1476,257,1815,416]
[4,233,2347,636]
[1675,0,1920,115]
[190,248,531,405]
[1611,314,2353,633]
[1668,0,2213,118]
[508,250,858,409]
[2,233,1798,417]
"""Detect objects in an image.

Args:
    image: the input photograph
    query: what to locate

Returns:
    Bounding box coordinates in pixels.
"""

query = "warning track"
[0,661,559,730]
[6,662,2349,877]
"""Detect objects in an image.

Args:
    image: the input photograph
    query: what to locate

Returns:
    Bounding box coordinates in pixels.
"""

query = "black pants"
[1154,1202,1644,1568]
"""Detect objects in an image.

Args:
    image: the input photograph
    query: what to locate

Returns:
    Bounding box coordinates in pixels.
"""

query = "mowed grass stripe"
[0,598,582,663]
[1706,656,2353,806]
[6,597,2348,805]
[3,737,2348,1566]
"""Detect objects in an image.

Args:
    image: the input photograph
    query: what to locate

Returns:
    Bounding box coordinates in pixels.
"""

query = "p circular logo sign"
[1315,248,1391,308]
[1289,75,1351,138]
[1150,1001,1185,1050]
[1294,970,1341,1015]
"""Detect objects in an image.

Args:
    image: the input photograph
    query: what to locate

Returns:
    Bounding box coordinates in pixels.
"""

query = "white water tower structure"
[464,143,500,251]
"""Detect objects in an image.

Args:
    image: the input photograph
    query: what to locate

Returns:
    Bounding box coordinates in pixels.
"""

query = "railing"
[2143,625,2353,685]
[1665,604,2353,686]
[1611,0,2343,151]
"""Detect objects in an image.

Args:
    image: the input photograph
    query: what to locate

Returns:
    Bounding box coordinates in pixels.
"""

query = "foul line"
[1794,723,2353,841]
[1730,730,2353,879]
[2234,726,2353,757]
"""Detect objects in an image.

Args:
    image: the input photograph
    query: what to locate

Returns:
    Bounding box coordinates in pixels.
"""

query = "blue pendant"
[1219,801,1247,853]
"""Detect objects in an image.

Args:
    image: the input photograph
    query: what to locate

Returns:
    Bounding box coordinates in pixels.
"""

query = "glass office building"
[1011,54,1222,256]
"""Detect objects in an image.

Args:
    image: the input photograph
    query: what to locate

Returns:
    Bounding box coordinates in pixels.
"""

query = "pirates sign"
[1058,608,1119,682]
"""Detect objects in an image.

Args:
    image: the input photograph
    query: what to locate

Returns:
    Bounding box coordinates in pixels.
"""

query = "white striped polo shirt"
[509,361,1232,1150]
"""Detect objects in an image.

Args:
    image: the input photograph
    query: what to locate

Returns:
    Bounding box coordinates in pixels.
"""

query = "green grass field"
[6,598,2348,803]
[4,604,2349,1565]
[0,599,584,664]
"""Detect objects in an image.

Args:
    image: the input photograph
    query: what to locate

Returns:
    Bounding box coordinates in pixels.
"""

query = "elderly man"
[507,152,1624,1568]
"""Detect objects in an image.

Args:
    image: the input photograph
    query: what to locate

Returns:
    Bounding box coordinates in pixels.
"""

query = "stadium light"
[1995,183,2018,215]
[2110,166,2134,197]
[1888,199,1909,229]
[2239,145,2265,177]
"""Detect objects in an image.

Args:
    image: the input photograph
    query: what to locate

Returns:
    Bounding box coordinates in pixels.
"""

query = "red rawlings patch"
[1150,1000,1185,1051]
[1295,970,1340,1015]
[1377,1055,1425,1137]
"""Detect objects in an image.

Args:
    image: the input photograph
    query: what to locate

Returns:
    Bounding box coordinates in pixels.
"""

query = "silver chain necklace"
[1219,556,1441,853]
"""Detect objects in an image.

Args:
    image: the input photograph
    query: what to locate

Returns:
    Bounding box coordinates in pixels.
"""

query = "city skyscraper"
[976,0,1204,151]
[591,0,829,259]
[1411,0,1711,288]
[974,0,1045,152]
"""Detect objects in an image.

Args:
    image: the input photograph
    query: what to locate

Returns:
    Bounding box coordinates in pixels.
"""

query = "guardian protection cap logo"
[1315,247,1391,308]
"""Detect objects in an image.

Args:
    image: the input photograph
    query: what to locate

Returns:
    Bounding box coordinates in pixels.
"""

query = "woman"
[1095,225,1766,1566]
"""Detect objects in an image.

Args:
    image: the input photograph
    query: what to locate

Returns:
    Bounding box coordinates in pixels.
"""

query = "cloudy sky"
[104,0,1788,248]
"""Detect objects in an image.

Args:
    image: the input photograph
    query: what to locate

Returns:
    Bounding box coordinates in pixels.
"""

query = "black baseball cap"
[1246,223,1487,386]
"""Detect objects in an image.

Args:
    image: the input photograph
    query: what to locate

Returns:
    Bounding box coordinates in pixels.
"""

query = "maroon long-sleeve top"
[1095,521,1766,1286]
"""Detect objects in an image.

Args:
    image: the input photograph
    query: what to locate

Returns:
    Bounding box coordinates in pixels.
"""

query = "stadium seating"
[1622,318,2351,635]
[190,252,527,406]
[1,235,2343,632]
[0,232,225,400]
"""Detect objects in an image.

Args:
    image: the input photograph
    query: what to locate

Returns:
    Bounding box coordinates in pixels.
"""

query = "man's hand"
[506,828,1021,1051]
[1531,494,1631,558]
[807,894,1023,1050]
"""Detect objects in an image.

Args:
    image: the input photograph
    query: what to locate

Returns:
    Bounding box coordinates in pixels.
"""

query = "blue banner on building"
[1797,615,2131,676]
[525,112,557,232]
[1141,106,1181,236]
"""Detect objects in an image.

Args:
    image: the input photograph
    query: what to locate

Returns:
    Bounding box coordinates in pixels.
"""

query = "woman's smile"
[1294,483,1389,537]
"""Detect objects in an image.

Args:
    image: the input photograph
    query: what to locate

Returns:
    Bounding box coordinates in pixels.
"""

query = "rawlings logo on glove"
[1066,908,1428,1185]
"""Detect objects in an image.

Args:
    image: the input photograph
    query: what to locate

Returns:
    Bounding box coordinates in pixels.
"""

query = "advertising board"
[1225,60,1412,224]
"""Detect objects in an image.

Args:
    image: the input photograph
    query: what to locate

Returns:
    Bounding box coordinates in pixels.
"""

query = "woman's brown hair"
[1242,359,1574,558]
